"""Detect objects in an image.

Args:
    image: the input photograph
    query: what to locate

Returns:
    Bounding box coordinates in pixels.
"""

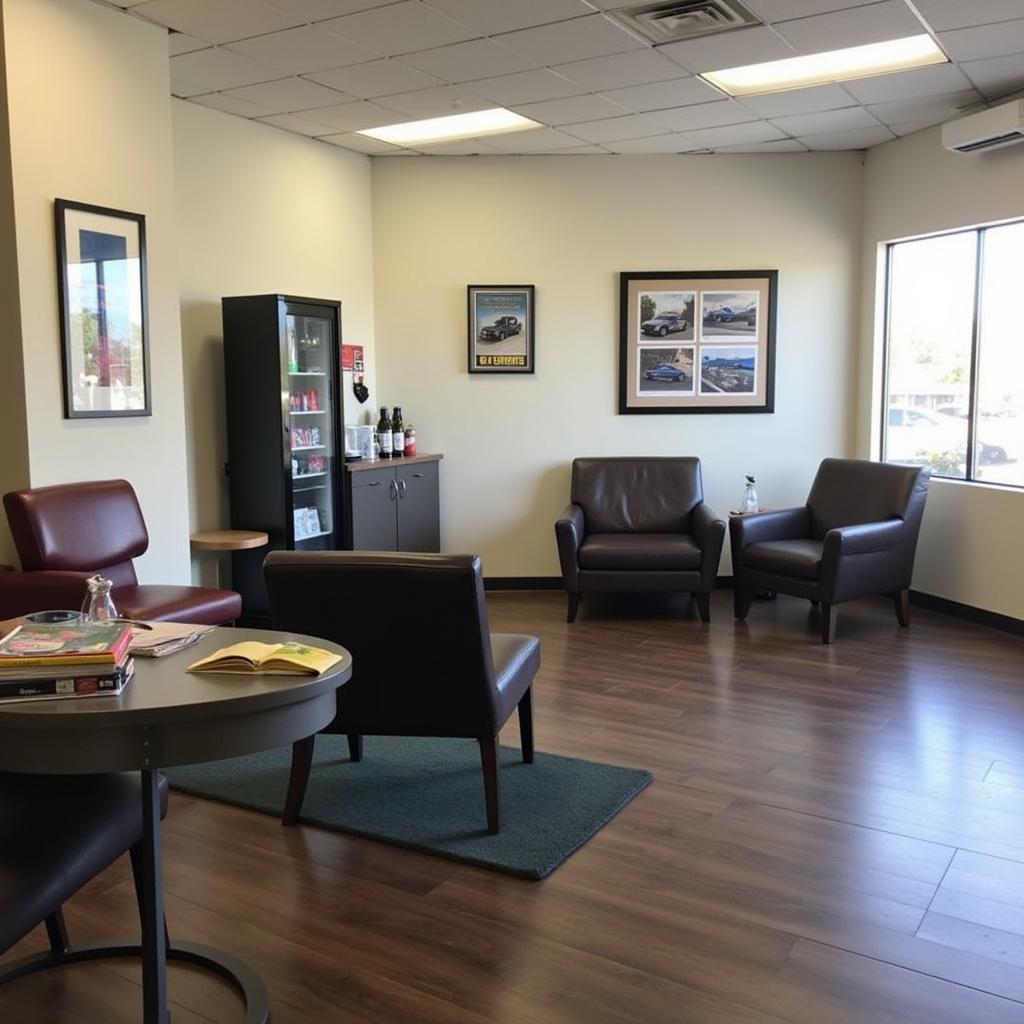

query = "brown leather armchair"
[730,458,930,643]
[1,480,241,624]
[555,457,726,623]
[263,551,540,835]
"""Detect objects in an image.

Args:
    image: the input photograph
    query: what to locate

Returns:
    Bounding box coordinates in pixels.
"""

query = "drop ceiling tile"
[261,0,401,20]
[318,1,478,56]
[738,83,855,117]
[601,76,723,113]
[227,25,377,73]
[842,62,973,103]
[800,124,896,148]
[960,53,1024,99]
[770,104,880,134]
[645,99,756,132]
[938,19,1024,62]
[745,0,880,21]
[396,39,536,82]
[170,78,210,98]
[132,0,302,44]
[372,85,493,117]
[471,69,586,105]
[684,121,788,148]
[541,145,614,153]
[302,100,410,131]
[318,132,403,153]
[560,114,671,143]
[554,50,688,92]
[168,32,208,56]
[912,0,1024,33]
[189,92,275,117]
[422,0,592,34]
[513,94,629,126]
[170,49,282,91]
[867,90,983,127]
[307,60,443,98]
[257,113,336,136]
[497,14,645,66]
[718,138,810,152]
[602,134,700,154]
[659,26,796,75]
[485,127,592,151]
[224,76,351,112]
[773,1,927,53]
[413,138,504,154]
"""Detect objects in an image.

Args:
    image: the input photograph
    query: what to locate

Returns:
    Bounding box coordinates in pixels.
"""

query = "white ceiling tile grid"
[106,0,1024,155]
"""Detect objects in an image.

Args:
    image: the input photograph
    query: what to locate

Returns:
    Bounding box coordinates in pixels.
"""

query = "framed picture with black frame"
[55,198,151,418]
[467,284,535,374]
[619,269,777,414]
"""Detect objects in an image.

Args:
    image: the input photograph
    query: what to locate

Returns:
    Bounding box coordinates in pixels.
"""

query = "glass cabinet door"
[286,310,335,546]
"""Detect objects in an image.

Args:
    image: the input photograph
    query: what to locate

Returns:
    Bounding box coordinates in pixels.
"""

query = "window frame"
[879,217,1022,490]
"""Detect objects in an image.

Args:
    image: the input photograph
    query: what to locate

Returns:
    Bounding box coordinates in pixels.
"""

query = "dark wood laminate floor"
[4,590,1024,1023]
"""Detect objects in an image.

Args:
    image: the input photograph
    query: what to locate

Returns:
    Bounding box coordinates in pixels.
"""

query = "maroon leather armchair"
[1,480,241,624]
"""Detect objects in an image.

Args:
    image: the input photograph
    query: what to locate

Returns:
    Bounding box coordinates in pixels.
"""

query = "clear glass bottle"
[741,475,759,514]
[82,575,118,621]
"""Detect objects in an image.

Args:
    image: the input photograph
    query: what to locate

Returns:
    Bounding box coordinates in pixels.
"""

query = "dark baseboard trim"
[908,590,1024,639]
[484,576,1024,638]
[485,577,562,591]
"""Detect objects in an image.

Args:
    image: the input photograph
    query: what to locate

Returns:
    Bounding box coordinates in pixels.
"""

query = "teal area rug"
[165,736,652,880]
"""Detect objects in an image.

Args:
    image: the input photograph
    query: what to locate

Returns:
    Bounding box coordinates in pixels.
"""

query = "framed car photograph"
[468,285,535,375]
[619,270,777,414]
[55,198,151,418]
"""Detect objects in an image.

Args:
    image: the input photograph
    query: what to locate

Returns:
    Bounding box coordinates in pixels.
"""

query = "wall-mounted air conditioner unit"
[942,99,1024,154]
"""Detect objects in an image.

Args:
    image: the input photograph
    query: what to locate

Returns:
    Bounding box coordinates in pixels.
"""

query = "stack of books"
[0,622,134,703]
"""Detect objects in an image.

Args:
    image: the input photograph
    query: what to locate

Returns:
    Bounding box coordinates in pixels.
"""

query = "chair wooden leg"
[894,588,911,628]
[44,909,69,954]
[518,688,534,764]
[821,603,837,644]
[695,593,711,623]
[347,733,363,762]
[282,735,316,826]
[567,591,580,623]
[478,736,501,835]
[733,586,754,620]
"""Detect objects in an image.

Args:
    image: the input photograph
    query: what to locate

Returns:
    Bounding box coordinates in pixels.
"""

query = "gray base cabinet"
[346,456,441,552]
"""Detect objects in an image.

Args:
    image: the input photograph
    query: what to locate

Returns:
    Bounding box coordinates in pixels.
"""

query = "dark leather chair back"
[807,458,928,539]
[264,551,505,737]
[571,457,703,534]
[3,480,147,586]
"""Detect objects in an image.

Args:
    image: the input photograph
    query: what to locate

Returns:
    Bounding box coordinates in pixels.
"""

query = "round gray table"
[0,627,352,1024]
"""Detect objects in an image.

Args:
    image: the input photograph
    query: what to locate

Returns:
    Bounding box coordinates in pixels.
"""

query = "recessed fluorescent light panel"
[358,108,540,147]
[701,34,947,97]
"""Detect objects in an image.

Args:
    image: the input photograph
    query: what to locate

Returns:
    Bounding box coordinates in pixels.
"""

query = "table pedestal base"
[0,939,269,1024]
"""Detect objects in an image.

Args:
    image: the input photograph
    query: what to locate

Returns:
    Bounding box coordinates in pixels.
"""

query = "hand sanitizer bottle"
[741,475,759,514]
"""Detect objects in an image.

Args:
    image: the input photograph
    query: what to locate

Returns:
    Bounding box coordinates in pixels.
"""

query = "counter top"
[344,452,443,473]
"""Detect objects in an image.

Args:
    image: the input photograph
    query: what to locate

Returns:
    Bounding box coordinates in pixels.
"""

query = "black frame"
[467,284,535,375]
[618,269,778,415]
[880,219,1021,488]
[55,199,151,419]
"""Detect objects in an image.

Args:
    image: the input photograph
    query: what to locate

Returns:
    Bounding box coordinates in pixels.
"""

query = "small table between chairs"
[0,627,352,1024]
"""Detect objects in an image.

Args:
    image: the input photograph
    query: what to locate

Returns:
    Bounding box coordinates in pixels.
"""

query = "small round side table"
[190,531,269,591]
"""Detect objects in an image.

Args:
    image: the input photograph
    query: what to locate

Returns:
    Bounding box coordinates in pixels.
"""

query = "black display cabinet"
[222,294,343,622]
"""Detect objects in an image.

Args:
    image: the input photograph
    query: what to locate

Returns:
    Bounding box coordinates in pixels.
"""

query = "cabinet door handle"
[389,479,398,500]
[412,472,425,478]
[398,479,407,499]
[368,481,381,486]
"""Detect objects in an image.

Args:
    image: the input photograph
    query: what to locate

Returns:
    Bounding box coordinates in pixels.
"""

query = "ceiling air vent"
[609,0,761,45]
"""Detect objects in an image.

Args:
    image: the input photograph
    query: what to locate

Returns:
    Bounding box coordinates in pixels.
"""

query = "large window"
[882,220,1024,487]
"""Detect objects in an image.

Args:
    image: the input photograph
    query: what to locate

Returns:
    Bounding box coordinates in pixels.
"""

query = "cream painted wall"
[2,0,190,583]
[860,126,1024,618]
[372,154,864,578]
[171,101,376,583]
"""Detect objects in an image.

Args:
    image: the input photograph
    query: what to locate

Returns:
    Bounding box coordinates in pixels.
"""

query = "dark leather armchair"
[555,457,726,623]
[264,551,540,834]
[1,773,168,974]
[1,480,241,624]
[730,458,930,643]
